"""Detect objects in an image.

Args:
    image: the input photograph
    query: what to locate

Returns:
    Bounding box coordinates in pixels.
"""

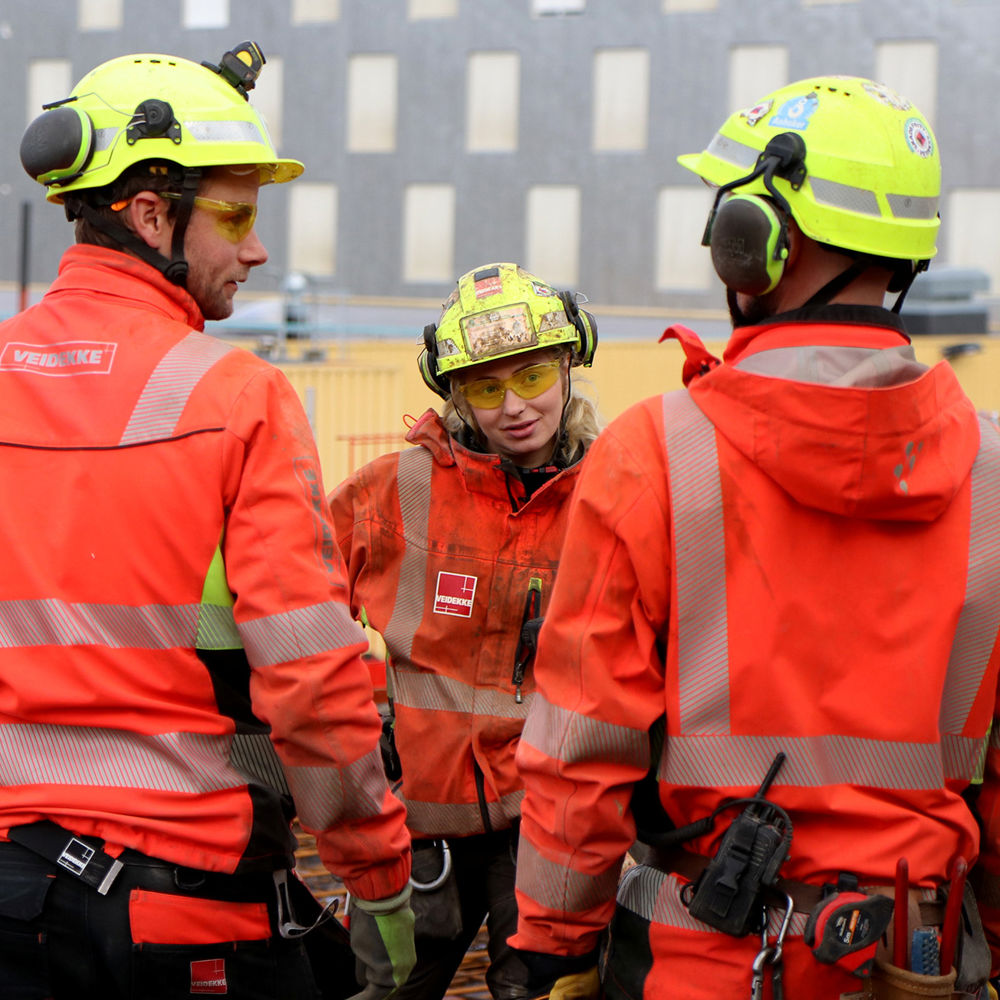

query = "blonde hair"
[441,348,604,467]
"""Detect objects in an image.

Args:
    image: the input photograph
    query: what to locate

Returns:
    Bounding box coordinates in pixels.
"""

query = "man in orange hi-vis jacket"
[0,43,413,1000]
[510,77,1000,1000]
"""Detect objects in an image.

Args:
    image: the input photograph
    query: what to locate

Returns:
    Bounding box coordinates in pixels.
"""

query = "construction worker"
[510,77,1000,999]
[0,43,414,1000]
[328,263,603,999]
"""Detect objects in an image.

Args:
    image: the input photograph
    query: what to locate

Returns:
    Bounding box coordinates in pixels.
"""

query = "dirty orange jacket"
[329,409,584,839]
[0,245,410,902]
[512,306,1000,996]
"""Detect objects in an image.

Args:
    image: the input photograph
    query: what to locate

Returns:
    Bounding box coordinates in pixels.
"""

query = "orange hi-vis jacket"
[0,245,410,902]
[329,409,584,840]
[511,307,1000,997]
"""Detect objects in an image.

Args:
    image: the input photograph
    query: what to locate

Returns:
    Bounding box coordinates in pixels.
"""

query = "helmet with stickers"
[678,75,939,266]
[418,263,598,399]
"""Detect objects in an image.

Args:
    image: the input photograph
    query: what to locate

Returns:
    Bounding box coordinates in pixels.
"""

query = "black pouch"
[409,840,463,942]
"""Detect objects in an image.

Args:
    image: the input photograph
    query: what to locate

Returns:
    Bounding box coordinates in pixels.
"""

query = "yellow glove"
[546,966,601,1000]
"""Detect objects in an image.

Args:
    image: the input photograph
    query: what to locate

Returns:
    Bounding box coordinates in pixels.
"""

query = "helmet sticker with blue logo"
[768,92,819,131]
[904,118,934,157]
[742,99,773,127]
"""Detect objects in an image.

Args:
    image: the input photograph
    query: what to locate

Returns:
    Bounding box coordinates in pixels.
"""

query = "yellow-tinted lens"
[160,192,257,243]
[459,361,561,409]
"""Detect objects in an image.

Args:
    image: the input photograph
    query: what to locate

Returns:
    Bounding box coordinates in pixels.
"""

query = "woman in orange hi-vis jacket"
[509,78,1000,1000]
[329,263,603,1000]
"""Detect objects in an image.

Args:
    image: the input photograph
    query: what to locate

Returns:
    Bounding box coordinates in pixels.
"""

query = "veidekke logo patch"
[190,958,228,994]
[0,341,116,376]
[433,571,478,617]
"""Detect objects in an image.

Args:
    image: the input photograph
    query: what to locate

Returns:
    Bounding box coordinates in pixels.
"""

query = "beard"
[726,287,775,328]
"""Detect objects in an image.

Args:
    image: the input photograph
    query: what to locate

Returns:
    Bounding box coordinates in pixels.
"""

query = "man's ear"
[125,190,172,252]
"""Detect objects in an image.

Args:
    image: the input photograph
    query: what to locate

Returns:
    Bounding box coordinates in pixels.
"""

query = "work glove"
[348,885,416,1000]
[538,967,601,999]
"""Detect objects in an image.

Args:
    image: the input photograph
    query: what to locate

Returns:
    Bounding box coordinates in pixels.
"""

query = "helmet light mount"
[201,41,265,100]
[126,99,181,145]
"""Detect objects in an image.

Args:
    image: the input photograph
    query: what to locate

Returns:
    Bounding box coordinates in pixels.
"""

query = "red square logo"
[191,958,228,994]
[433,572,478,617]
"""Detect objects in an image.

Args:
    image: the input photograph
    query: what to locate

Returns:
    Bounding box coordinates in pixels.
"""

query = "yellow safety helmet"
[678,76,940,267]
[20,41,302,202]
[419,263,598,399]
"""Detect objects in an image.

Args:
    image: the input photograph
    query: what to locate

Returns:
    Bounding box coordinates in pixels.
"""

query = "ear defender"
[20,104,96,187]
[556,290,599,367]
[708,194,789,295]
[418,322,452,399]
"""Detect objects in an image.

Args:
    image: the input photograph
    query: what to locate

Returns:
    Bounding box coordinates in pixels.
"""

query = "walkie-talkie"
[681,752,793,936]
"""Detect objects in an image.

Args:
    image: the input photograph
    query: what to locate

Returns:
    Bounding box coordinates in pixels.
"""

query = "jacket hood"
[675,311,981,522]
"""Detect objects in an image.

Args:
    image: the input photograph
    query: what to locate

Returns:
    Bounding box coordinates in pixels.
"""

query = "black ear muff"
[418,322,452,399]
[20,104,95,187]
[557,290,598,367]
[708,194,789,295]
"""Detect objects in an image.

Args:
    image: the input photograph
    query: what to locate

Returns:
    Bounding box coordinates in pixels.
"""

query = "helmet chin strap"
[65,166,202,288]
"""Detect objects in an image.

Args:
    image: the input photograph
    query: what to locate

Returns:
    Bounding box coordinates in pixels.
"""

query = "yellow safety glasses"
[159,192,258,243]
[456,359,562,409]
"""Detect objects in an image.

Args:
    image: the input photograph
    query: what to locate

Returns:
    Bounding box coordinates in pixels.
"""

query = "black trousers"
[0,841,324,1000]
[351,827,532,1000]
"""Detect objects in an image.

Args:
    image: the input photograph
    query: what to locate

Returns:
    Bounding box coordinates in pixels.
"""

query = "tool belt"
[6,820,277,900]
[649,846,945,925]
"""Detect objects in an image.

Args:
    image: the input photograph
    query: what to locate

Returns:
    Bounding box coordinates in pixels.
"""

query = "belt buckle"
[57,837,96,877]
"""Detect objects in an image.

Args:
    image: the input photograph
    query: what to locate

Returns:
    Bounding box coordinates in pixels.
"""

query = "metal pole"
[18,200,31,312]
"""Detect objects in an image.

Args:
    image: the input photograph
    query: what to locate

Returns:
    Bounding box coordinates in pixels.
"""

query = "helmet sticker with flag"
[904,118,934,157]
[769,92,819,131]
[742,99,773,127]
[474,267,503,299]
[862,81,911,112]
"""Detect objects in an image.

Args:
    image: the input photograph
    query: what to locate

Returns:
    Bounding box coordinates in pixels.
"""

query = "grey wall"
[1,0,997,308]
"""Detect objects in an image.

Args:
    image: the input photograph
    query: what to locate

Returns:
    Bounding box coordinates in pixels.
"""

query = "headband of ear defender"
[700,130,806,296]
[418,323,452,399]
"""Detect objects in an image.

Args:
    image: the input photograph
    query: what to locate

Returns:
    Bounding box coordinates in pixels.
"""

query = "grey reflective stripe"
[0,598,200,649]
[809,176,880,217]
[238,601,366,668]
[940,417,1000,739]
[886,192,939,220]
[196,603,242,650]
[393,666,533,720]
[120,333,233,445]
[0,724,282,794]
[663,391,729,735]
[658,732,980,789]
[704,132,758,169]
[383,448,434,669]
[516,834,621,913]
[521,693,648,769]
[285,745,387,831]
[185,120,267,145]
[400,789,524,836]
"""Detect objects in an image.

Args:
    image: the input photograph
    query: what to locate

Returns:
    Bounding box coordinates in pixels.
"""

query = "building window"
[663,0,717,9]
[728,44,788,112]
[466,52,519,152]
[291,0,339,23]
[78,0,122,30]
[526,185,580,288]
[408,0,458,17]
[656,187,716,291]
[348,55,398,153]
[593,48,649,151]
[182,0,228,29]
[403,184,455,283]
[946,189,1000,294]
[288,183,338,277]
[875,40,938,125]
[27,59,71,126]
[532,0,585,14]
[251,55,285,152]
